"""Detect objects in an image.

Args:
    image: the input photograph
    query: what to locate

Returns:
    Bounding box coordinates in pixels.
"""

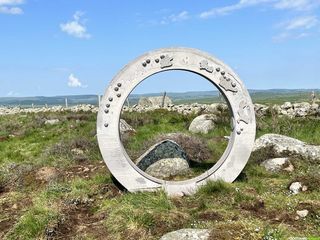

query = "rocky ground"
[1,100,320,118]
[0,105,320,239]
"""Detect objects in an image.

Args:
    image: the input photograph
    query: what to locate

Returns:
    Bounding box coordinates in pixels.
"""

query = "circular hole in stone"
[119,70,233,181]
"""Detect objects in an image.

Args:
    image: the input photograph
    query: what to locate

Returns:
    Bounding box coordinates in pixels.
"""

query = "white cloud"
[272,32,291,42]
[68,74,87,88]
[198,0,320,42]
[274,0,320,11]
[284,15,318,29]
[273,16,318,42]
[160,11,189,24]
[200,0,274,18]
[199,0,320,18]
[0,0,23,14]
[169,11,189,22]
[272,30,312,42]
[60,11,91,39]
[0,6,22,14]
[0,0,23,5]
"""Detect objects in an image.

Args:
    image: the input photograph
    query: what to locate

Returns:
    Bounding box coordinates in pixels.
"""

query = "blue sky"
[0,0,319,97]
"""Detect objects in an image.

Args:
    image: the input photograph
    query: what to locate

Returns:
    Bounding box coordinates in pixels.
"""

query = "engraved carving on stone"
[181,56,189,65]
[237,100,251,124]
[199,60,213,73]
[160,55,173,68]
[219,76,238,93]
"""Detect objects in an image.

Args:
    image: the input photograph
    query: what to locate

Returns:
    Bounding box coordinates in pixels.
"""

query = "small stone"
[296,209,309,218]
[45,119,60,125]
[12,204,18,209]
[71,148,84,155]
[289,182,302,195]
[302,185,308,192]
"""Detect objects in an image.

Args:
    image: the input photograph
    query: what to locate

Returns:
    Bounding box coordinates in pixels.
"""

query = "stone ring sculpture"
[97,47,256,195]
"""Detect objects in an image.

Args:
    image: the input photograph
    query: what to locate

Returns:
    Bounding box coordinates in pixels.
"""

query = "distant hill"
[0,89,319,107]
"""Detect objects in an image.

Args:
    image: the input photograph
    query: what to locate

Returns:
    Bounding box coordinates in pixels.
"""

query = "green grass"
[0,109,320,239]
[5,195,59,240]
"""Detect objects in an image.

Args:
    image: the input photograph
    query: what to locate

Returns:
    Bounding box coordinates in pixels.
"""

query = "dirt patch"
[198,211,224,221]
[239,198,305,229]
[0,194,32,238]
[240,198,265,213]
[35,167,60,183]
[98,184,122,198]
[0,218,15,239]
[208,222,256,240]
[64,161,108,179]
[0,135,9,142]
[46,204,109,240]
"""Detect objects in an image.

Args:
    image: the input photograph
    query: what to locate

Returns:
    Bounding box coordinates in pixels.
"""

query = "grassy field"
[0,109,320,239]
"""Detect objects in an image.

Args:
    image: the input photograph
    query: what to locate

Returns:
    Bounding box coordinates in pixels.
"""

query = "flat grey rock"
[188,114,216,134]
[145,158,189,179]
[160,229,210,240]
[253,134,320,162]
[136,140,189,171]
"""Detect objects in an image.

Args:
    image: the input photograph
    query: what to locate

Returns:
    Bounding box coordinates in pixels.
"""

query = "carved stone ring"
[97,48,256,195]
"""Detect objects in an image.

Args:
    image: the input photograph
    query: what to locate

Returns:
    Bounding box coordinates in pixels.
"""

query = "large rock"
[188,114,216,134]
[254,104,269,117]
[150,132,211,163]
[145,158,189,179]
[293,102,311,117]
[160,229,210,240]
[279,102,315,117]
[253,134,320,162]
[138,96,172,107]
[136,140,188,171]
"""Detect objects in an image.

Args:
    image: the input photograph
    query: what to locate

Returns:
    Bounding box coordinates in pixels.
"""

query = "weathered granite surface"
[253,134,320,162]
[188,114,217,134]
[145,158,189,179]
[136,140,189,171]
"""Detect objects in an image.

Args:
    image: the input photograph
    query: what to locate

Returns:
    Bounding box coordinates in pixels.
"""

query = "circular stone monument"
[97,47,256,196]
